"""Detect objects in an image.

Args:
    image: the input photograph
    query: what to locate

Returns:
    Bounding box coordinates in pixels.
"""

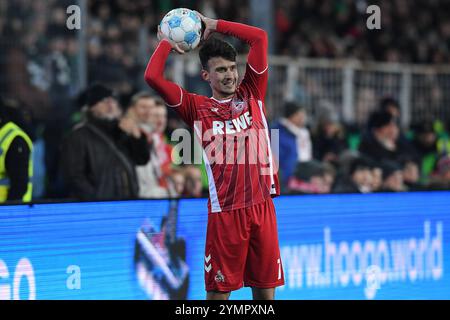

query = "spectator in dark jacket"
[359,111,413,163]
[379,97,417,157]
[61,84,150,200]
[312,111,347,164]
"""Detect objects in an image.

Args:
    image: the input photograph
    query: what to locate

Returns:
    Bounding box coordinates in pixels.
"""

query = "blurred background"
[1,0,450,203]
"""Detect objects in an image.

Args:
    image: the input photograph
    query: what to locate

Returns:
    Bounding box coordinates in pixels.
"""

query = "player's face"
[203,57,238,98]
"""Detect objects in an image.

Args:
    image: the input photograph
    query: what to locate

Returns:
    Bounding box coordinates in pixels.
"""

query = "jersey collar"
[211,97,232,104]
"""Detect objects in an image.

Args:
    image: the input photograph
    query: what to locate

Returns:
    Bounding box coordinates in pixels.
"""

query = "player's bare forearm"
[144,39,183,106]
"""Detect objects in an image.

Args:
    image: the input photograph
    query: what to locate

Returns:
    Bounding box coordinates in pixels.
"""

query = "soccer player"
[144,12,284,300]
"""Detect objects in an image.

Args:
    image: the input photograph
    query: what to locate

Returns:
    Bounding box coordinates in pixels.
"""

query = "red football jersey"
[145,20,280,213]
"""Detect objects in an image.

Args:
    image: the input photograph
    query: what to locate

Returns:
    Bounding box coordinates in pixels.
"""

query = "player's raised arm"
[144,29,185,107]
[198,13,268,75]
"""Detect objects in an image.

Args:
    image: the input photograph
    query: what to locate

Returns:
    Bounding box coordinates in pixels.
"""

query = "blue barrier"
[0,192,449,299]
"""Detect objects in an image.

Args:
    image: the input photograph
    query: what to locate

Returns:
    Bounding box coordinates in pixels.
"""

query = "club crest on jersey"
[232,100,245,113]
[215,270,225,283]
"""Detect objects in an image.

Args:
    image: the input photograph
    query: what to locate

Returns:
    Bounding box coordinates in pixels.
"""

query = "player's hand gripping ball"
[159,8,203,52]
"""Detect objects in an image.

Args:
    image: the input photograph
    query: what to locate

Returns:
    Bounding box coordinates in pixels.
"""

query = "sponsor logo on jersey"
[212,111,253,135]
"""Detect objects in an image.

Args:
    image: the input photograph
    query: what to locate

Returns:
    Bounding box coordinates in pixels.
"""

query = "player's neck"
[212,90,234,102]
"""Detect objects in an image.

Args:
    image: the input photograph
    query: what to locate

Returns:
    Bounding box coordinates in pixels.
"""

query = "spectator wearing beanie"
[312,110,347,164]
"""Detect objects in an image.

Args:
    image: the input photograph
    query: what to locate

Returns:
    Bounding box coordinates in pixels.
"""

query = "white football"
[159,8,203,52]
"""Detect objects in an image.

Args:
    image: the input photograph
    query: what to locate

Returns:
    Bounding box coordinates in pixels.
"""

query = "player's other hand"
[195,12,218,43]
[157,25,185,54]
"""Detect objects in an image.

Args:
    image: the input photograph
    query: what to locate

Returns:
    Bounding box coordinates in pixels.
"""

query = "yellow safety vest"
[0,122,33,202]
[437,137,450,156]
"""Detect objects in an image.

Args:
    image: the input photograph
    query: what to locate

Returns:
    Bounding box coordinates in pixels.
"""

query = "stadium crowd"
[275,0,450,64]
[0,0,450,202]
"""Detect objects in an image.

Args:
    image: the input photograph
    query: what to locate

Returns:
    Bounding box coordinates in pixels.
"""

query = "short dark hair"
[379,97,400,112]
[381,160,402,180]
[199,37,237,70]
[349,157,372,175]
[283,101,304,118]
[368,110,394,130]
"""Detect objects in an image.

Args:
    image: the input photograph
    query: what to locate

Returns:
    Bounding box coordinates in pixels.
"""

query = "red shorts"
[204,197,285,292]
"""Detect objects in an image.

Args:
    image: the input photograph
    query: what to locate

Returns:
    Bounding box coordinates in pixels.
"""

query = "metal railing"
[169,53,450,127]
